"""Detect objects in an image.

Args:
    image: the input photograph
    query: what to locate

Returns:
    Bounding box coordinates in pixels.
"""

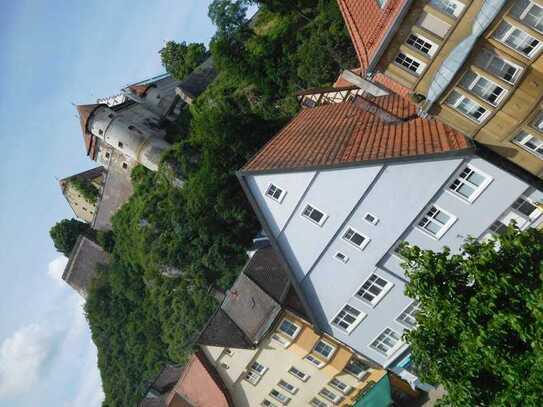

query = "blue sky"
[0,1,215,405]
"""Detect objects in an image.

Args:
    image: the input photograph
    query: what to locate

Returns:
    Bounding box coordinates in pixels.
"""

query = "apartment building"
[237,93,543,386]
[338,0,543,178]
[198,247,398,407]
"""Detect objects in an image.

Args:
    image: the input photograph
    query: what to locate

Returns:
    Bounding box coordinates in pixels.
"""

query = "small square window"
[118,141,123,149]
[417,205,456,239]
[396,301,420,330]
[313,340,336,360]
[105,152,110,159]
[343,227,370,250]
[98,129,103,135]
[302,204,328,226]
[334,252,349,264]
[331,304,366,333]
[344,357,370,378]
[278,319,301,339]
[448,164,491,202]
[355,273,393,306]
[266,183,286,203]
[364,213,379,225]
[370,328,402,357]
[122,163,128,170]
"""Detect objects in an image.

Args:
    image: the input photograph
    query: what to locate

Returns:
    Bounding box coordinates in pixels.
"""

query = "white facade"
[241,153,543,368]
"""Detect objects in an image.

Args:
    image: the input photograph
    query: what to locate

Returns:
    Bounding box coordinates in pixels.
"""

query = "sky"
[0,1,216,405]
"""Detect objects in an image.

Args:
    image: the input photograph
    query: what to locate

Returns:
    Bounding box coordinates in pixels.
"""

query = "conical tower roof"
[76,104,103,158]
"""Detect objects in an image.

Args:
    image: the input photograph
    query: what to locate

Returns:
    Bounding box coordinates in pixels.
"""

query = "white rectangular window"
[493,22,541,57]
[511,0,543,33]
[364,212,379,225]
[514,131,543,159]
[475,49,522,84]
[334,252,349,264]
[459,71,506,106]
[310,399,328,407]
[261,400,278,407]
[355,273,393,306]
[342,227,370,250]
[331,304,366,333]
[344,357,369,378]
[448,164,492,202]
[418,205,456,238]
[319,388,342,403]
[278,319,301,339]
[512,196,540,219]
[532,111,543,131]
[278,379,298,394]
[406,33,438,56]
[488,219,508,235]
[446,90,489,122]
[272,334,290,348]
[251,361,267,375]
[429,0,464,17]
[396,301,420,330]
[313,340,336,360]
[417,11,451,37]
[305,354,324,367]
[394,52,426,74]
[246,361,267,384]
[329,378,352,394]
[288,366,309,382]
[370,328,402,356]
[269,389,290,405]
[302,204,328,226]
[266,184,286,202]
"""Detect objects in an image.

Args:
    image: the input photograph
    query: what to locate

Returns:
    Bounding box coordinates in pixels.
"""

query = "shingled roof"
[241,95,471,173]
[129,84,155,97]
[76,104,103,158]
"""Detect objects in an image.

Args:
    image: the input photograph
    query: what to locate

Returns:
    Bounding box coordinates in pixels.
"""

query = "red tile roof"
[242,95,471,173]
[128,84,154,97]
[76,104,102,159]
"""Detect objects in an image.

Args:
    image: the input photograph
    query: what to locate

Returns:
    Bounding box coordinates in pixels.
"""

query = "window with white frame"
[329,377,352,394]
[261,399,278,407]
[514,130,543,158]
[344,357,370,378]
[396,301,420,330]
[370,328,402,356]
[278,379,298,395]
[446,91,489,122]
[251,361,267,375]
[266,184,286,202]
[331,304,366,333]
[406,33,438,56]
[448,164,492,202]
[269,389,290,405]
[319,388,342,404]
[488,219,508,235]
[355,273,393,306]
[493,22,541,57]
[475,49,522,84]
[511,0,543,33]
[302,204,328,226]
[334,251,349,264]
[246,361,267,384]
[310,399,328,407]
[394,52,426,74]
[459,70,506,106]
[288,366,309,382]
[272,334,290,347]
[429,0,464,17]
[512,196,540,218]
[342,227,370,250]
[418,205,456,238]
[364,212,379,225]
[313,340,336,360]
[532,111,543,131]
[305,354,324,367]
[278,319,301,340]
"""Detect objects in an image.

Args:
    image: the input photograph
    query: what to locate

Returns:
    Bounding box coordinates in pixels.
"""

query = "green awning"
[354,374,393,407]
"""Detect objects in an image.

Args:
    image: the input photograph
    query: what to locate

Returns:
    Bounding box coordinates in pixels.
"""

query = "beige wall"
[201,310,386,407]
[62,175,102,223]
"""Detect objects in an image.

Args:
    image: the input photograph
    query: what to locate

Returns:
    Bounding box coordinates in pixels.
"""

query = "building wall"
[246,154,543,366]
[375,0,543,178]
[201,310,385,407]
[62,174,103,223]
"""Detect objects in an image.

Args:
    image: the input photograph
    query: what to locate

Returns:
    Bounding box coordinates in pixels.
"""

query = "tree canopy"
[49,218,95,257]
[159,41,209,80]
[400,226,543,407]
[208,0,250,34]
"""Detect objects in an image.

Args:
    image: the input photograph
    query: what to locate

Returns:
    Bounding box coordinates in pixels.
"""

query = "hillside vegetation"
[78,1,356,405]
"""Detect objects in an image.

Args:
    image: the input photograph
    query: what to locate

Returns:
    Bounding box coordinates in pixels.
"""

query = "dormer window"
[313,339,336,360]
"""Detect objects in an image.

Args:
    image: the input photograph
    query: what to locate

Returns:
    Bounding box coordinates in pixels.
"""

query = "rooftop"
[242,95,471,173]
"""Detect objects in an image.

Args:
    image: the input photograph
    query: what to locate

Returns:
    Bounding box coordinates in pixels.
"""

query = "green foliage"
[159,41,209,80]
[208,0,250,34]
[400,226,543,407]
[96,230,115,253]
[49,218,95,256]
[70,177,99,204]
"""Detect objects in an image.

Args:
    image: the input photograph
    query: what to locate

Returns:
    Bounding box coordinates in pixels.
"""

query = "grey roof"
[140,398,166,407]
[175,58,217,104]
[197,309,252,349]
[152,365,184,394]
[62,236,109,298]
[59,166,105,186]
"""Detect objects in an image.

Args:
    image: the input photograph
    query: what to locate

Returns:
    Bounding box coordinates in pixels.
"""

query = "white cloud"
[0,324,56,398]
[47,256,68,284]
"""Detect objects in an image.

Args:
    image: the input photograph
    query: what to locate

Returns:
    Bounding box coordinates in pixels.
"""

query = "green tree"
[400,226,543,406]
[159,41,209,80]
[70,177,99,204]
[49,218,96,256]
[208,0,250,34]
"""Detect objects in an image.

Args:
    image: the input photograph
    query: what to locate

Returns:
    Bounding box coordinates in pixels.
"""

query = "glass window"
[332,304,366,333]
[475,49,521,83]
[278,379,297,394]
[396,301,420,329]
[532,111,543,131]
[334,252,349,264]
[266,184,285,202]
[269,389,290,404]
[493,22,541,57]
[418,205,455,238]
[251,361,266,375]
[288,366,309,381]
[319,388,341,403]
[355,273,392,305]
[513,130,543,158]
[343,227,370,250]
[370,328,402,356]
[459,71,506,105]
[429,0,464,17]
[305,354,324,367]
[489,219,508,235]
[406,33,437,56]
[446,91,489,122]
[313,340,336,360]
[512,196,539,217]
[278,319,300,339]
[344,357,369,378]
[310,399,328,407]
[395,52,425,74]
[448,165,491,201]
[329,377,351,394]
[511,0,543,32]
[302,204,327,226]
[261,400,278,407]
